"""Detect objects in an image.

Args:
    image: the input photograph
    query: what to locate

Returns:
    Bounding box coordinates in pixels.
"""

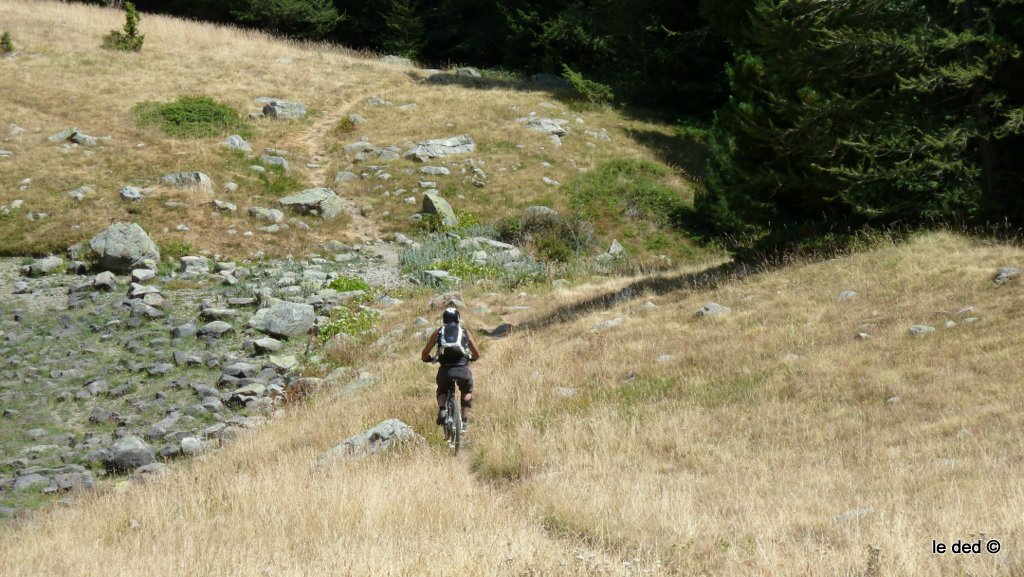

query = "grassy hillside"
[2,232,1022,576]
[2,4,1023,577]
[0,0,706,265]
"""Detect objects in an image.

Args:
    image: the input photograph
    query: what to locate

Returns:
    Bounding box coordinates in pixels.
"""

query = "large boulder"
[314,419,420,466]
[279,188,343,219]
[403,135,476,162]
[517,116,569,136]
[422,192,458,227]
[262,100,307,119]
[88,223,160,273]
[103,436,156,472]
[161,172,214,195]
[248,299,315,339]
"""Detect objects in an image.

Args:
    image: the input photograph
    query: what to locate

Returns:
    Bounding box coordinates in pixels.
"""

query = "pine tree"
[698,0,1024,253]
[231,0,342,40]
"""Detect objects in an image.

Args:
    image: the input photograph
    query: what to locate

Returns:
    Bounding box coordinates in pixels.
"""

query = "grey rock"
[314,419,420,466]
[909,325,936,336]
[334,171,358,184]
[837,290,857,302]
[994,267,1020,285]
[128,283,160,298]
[262,100,307,119]
[120,186,144,202]
[171,322,198,339]
[13,280,30,294]
[248,300,315,339]
[261,155,290,172]
[145,412,181,440]
[48,127,98,146]
[342,372,377,396]
[200,307,237,321]
[22,255,64,276]
[403,135,476,162]
[131,268,156,283]
[181,437,204,456]
[248,206,284,224]
[199,321,233,338]
[253,337,283,354]
[518,117,568,136]
[419,166,450,176]
[89,223,160,273]
[134,463,170,477]
[593,317,626,330]
[422,192,458,227]
[279,188,343,219]
[695,303,731,318]
[223,134,251,151]
[93,271,118,291]
[608,240,624,256]
[13,474,51,491]
[213,199,237,212]
[104,436,156,472]
[68,185,94,201]
[180,256,210,277]
[222,362,259,378]
[455,67,481,77]
[160,172,214,195]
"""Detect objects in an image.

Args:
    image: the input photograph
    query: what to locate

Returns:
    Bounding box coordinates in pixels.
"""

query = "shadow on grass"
[514,261,742,333]
[625,128,709,183]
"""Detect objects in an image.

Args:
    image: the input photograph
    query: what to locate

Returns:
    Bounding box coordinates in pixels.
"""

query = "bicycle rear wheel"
[448,392,462,455]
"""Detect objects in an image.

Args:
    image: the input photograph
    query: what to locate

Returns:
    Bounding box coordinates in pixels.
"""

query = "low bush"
[562,64,614,107]
[133,95,250,139]
[568,159,688,228]
[1,32,14,54]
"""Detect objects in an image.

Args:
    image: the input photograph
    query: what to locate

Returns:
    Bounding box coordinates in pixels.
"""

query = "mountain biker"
[421,306,480,431]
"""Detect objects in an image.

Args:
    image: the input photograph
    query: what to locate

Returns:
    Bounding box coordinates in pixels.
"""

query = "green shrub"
[326,275,371,293]
[568,159,687,228]
[1,32,14,54]
[102,2,144,52]
[561,64,614,106]
[132,95,250,139]
[319,307,382,343]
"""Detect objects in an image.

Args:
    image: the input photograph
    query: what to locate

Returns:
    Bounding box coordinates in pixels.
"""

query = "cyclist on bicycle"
[420,306,480,431]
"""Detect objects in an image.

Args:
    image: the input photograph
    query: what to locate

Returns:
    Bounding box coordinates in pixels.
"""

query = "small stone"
[837,290,857,302]
[199,321,233,337]
[68,185,94,201]
[181,437,204,456]
[593,317,626,330]
[695,303,730,318]
[120,186,144,202]
[908,325,936,336]
[131,269,156,283]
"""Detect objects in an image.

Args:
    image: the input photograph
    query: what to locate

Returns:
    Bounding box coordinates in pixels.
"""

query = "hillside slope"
[1,232,1022,577]
[2,4,1023,577]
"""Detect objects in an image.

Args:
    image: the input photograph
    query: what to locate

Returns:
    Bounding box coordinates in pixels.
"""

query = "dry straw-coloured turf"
[0,0,694,261]
[1,232,1022,576]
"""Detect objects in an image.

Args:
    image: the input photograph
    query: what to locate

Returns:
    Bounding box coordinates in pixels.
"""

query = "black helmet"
[442,307,460,324]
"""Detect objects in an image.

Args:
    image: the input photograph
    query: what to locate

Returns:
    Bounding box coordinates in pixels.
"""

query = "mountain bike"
[428,357,464,455]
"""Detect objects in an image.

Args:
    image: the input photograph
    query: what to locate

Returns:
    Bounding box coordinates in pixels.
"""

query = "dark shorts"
[435,365,473,397]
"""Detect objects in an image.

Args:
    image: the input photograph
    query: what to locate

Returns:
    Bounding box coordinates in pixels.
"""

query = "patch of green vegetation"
[132,95,250,139]
[102,2,144,52]
[686,372,768,409]
[329,116,356,137]
[433,256,503,281]
[256,164,305,196]
[568,159,688,228]
[319,307,382,343]
[1,31,14,54]
[674,118,711,144]
[479,140,520,154]
[158,239,193,262]
[326,275,371,293]
[562,64,614,107]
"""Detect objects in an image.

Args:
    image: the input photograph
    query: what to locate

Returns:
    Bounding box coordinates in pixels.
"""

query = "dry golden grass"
[0,0,696,260]
[2,231,1022,576]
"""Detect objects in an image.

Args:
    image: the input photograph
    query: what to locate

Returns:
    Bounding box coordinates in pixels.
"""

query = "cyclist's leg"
[458,377,474,426]
[435,372,454,424]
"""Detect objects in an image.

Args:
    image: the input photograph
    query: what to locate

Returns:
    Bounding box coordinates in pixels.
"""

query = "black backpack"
[437,322,468,360]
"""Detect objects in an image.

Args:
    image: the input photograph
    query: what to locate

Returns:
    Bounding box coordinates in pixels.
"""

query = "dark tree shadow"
[624,128,710,183]
[513,261,745,333]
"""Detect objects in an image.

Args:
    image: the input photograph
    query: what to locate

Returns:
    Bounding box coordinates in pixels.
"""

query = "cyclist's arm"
[465,329,481,361]
[420,329,439,362]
